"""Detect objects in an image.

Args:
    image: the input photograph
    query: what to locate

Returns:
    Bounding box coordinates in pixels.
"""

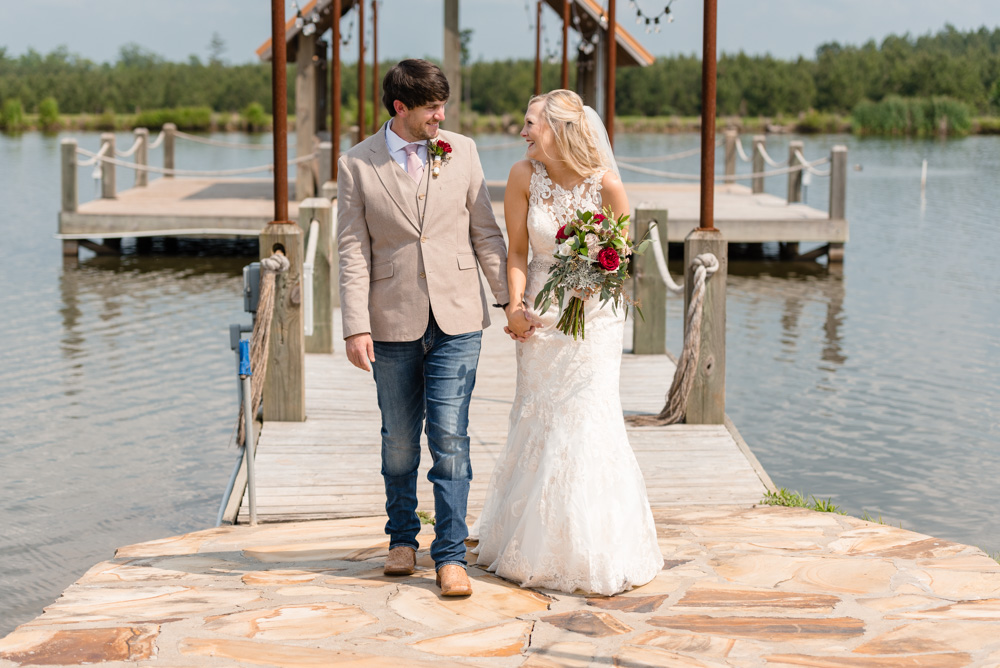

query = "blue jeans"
[372,313,482,570]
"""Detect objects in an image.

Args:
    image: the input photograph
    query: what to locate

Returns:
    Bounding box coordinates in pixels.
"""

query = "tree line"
[1,24,998,122]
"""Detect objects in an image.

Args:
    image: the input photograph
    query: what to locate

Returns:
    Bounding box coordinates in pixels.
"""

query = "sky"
[2,0,999,65]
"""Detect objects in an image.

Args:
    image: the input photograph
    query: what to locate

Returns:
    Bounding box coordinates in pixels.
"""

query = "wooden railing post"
[134,128,149,187]
[100,133,116,199]
[295,29,318,200]
[60,139,78,257]
[723,129,737,185]
[828,145,847,263]
[683,228,727,424]
[163,123,176,178]
[260,224,306,421]
[318,140,333,195]
[787,139,803,204]
[631,208,668,355]
[751,135,765,194]
[299,197,335,353]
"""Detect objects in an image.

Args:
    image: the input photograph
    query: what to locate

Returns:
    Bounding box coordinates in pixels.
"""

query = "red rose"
[597,247,620,271]
[593,213,606,224]
[438,140,452,154]
[555,224,573,240]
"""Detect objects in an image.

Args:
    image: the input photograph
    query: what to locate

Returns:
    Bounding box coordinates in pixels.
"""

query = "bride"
[473,90,663,595]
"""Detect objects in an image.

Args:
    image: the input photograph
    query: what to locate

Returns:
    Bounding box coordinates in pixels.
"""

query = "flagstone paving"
[4,506,1000,666]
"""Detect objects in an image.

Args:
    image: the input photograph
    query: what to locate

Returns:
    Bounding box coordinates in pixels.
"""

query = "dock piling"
[751,135,765,194]
[60,139,78,257]
[260,225,306,422]
[134,128,149,187]
[828,145,848,262]
[787,140,803,204]
[632,208,669,355]
[683,229,727,424]
[163,123,176,179]
[100,133,116,199]
[723,129,737,185]
[299,198,336,353]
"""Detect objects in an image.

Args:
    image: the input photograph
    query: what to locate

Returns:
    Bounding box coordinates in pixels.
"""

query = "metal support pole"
[357,0,366,141]
[331,0,341,182]
[535,0,543,96]
[561,0,570,89]
[605,0,617,148]
[371,0,379,135]
[271,0,290,222]
[698,0,717,230]
[239,340,258,526]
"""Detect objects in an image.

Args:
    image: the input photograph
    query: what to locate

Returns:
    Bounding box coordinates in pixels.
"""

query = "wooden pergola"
[256,0,654,196]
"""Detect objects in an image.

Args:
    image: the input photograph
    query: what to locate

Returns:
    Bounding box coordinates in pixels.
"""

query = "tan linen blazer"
[337,123,509,342]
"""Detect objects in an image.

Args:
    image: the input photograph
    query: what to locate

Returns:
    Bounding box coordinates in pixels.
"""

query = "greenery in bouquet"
[533,207,651,340]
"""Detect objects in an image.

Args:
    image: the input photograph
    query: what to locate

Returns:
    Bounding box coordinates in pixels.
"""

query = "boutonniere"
[428,138,453,178]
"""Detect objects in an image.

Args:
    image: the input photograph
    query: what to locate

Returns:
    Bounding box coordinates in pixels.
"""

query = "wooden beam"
[535,0,543,96]
[271,0,290,222]
[698,0,717,230]
[331,0,341,183]
[605,0,616,147]
[371,0,379,136]
[357,0,365,141]
[561,0,570,89]
[443,0,461,130]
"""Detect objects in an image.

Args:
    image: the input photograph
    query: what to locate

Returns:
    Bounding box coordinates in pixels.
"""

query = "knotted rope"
[237,252,290,447]
[629,252,719,426]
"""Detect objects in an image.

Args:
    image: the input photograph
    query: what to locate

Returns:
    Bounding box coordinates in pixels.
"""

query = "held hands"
[345,333,376,372]
[504,304,541,342]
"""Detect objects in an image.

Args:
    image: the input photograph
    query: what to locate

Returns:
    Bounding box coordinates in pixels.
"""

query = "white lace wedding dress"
[472,161,663,595]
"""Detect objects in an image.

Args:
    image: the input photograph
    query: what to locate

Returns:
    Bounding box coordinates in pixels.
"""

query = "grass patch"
[852,95,972,137]
[761,488,846,514]
[416,510,436,526]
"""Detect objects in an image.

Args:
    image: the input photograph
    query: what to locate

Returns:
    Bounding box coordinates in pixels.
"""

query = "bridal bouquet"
[533,207,650,340]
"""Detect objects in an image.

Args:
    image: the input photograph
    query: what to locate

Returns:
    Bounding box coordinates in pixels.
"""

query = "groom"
[337,59,510,596]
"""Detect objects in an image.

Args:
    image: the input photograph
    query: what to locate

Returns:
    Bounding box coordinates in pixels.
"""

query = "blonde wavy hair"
[528,89,608,177]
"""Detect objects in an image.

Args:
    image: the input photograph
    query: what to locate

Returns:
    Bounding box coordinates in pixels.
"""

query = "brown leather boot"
[383,546,416,576]
[436,564,473,596]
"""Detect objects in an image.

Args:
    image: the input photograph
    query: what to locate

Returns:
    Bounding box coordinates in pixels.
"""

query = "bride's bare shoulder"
[507,159,534,192]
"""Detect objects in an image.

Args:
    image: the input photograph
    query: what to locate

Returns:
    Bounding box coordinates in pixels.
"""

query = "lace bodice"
[526,160,606,268]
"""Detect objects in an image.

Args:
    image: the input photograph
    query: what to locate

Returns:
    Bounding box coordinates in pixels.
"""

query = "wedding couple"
[337,59,662,597]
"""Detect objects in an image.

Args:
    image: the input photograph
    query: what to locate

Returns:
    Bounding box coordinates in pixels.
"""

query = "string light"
[629,0,676,34]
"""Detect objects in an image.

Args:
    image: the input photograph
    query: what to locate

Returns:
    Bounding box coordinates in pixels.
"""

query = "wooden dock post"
[260,224,306,421]
[299,198,335,353]
[723,129,737,185]
[787,140,803,204]
[683,229,727,424]
[632,208,668,354]
[828,145,847,263]
[100,133,116,199]
[134,128,149,187]
[163,123,176,178]
[295,29,318,200]
[60,139,78,257]
[317,140,333,194]
[751,135,765,194]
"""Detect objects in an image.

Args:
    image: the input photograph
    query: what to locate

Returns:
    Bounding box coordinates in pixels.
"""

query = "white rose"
[555,241,573,257]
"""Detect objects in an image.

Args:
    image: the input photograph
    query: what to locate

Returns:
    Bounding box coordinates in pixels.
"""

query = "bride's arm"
[503,161,535,339]
[600,171,630,233]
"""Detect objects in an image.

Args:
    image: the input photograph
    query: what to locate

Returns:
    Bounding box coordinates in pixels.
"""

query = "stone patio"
[4,505,1000,667]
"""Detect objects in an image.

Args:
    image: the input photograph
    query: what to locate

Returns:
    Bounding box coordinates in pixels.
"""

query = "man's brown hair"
[382,59,450,117]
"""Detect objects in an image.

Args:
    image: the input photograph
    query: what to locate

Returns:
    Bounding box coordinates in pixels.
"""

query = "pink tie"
[404,143,423,183]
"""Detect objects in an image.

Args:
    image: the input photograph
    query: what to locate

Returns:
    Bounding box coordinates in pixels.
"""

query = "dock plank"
[238,307,769,523]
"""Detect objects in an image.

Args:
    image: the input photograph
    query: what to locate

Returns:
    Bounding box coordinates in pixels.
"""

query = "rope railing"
[76,141,110,167]
[757,143,787,168]
[734,138,751,162]
[74,146,316,177]
[615,138,723,164]
[114,136,144,158]
[617,155,831,182]
[302,218,320,337]
[148,131,166,149]
[174,129,275,151]
[236,252,290,448]
[629,252,720,426]
[794,149,832,177]
[646,221,683,294]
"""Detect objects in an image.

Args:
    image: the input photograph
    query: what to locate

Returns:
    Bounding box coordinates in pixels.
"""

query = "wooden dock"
[236,310,773,524]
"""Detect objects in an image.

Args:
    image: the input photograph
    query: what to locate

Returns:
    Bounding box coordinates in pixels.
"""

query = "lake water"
[1,129,998,635]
